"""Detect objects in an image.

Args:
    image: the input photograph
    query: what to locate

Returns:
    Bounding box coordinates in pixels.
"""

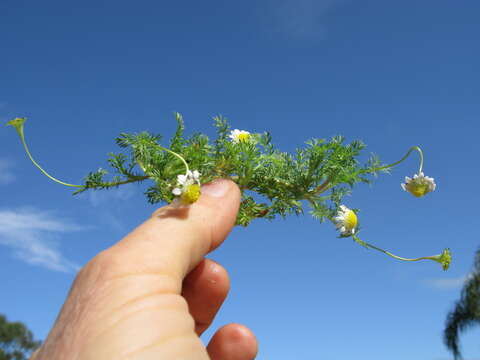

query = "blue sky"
[1,0,480,358]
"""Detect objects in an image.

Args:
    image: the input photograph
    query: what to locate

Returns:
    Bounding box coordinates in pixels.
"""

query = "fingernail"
[201,179,230,198]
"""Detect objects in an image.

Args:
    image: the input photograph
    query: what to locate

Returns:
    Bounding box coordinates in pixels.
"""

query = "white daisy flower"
[172,170,201,204]
[401,172,436,198]
[334,205,358,236]
[229,129,251,144]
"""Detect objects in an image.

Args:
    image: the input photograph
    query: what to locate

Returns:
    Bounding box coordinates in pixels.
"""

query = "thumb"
[35,179,241,360]
[107,178,241,285]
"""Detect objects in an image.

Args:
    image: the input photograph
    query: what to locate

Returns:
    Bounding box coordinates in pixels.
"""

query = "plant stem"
[364,146,424,174]
[156,144,190,174]
[18,128,83,188]
[95,175,150,188]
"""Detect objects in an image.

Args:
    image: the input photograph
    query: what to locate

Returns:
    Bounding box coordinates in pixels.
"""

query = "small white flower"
[401,172,436,198]
[172,170,201,204]
[334,205,358,236]
[229,129,251,144]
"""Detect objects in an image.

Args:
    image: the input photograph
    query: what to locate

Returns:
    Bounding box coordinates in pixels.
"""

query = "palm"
[444,248,480,359]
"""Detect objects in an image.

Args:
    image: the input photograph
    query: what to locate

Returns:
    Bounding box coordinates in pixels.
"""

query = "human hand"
[33,179,258,360]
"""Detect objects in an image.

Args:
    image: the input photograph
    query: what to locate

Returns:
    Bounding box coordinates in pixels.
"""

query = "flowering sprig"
[7,113,449,270]
[172,170,201,205]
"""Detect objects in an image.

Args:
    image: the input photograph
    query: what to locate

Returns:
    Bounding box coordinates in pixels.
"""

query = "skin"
[32,179,258,360]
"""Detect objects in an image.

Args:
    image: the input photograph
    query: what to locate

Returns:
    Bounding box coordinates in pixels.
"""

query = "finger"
[182,259,230,335]
[207,323,258,360]
[105,179,240,289]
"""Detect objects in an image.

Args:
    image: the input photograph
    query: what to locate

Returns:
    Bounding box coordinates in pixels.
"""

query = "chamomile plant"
[6,113,450,271]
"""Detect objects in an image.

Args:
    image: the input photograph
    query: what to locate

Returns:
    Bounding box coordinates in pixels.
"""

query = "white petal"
[192,170,200,180]
[172,188,182,196]
[177,174,187,185]
[401,183,406,191]
[405,176,411,182]
[229,129,240,138]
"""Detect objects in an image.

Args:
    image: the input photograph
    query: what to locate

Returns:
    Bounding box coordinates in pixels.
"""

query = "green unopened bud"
[432,248,451,271]
[6,117,26,137]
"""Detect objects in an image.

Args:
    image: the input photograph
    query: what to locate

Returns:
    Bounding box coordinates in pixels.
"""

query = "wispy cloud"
[258,0,344,41]
[0,159,15,185]
[85,184,135,207]
[424,274,471,290]
[0,207,83,272]
[78,184,137,232]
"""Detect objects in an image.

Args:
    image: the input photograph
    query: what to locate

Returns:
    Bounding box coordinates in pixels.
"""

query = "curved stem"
[156,145,190,174]
[18,128,83,188]
[365,146,424,174]
[351,234,450,270]
[358,239,431,262]
[136,159,147,173]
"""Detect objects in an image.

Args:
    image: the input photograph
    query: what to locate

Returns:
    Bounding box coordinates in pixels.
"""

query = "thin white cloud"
[0,207,82,272]
[258,0,344,41]
[85,184,135,207]
[77,184,137,232]
[424,274,472,290]
[0,159,15,185]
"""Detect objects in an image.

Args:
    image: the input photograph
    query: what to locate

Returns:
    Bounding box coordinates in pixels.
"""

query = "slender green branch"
[7,118,83,188]
[94,175,150,188]
[311,178,331,195]
[352,235,451,270]
[136,159,147,173]
[363,146,424,174]
[156,144,190,173]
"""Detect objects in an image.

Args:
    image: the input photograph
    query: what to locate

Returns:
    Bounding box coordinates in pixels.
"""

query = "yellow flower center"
[180,184,201,204]
[238,133,250,142]
[408,183,428,197]
[345,210,358,231]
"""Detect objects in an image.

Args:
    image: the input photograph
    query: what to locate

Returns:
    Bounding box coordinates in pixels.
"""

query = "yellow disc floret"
[409,184,429,197]
[344,209,358,231]
[237,132,250,142]
[334,205,358,236]
[180,184,201,204]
